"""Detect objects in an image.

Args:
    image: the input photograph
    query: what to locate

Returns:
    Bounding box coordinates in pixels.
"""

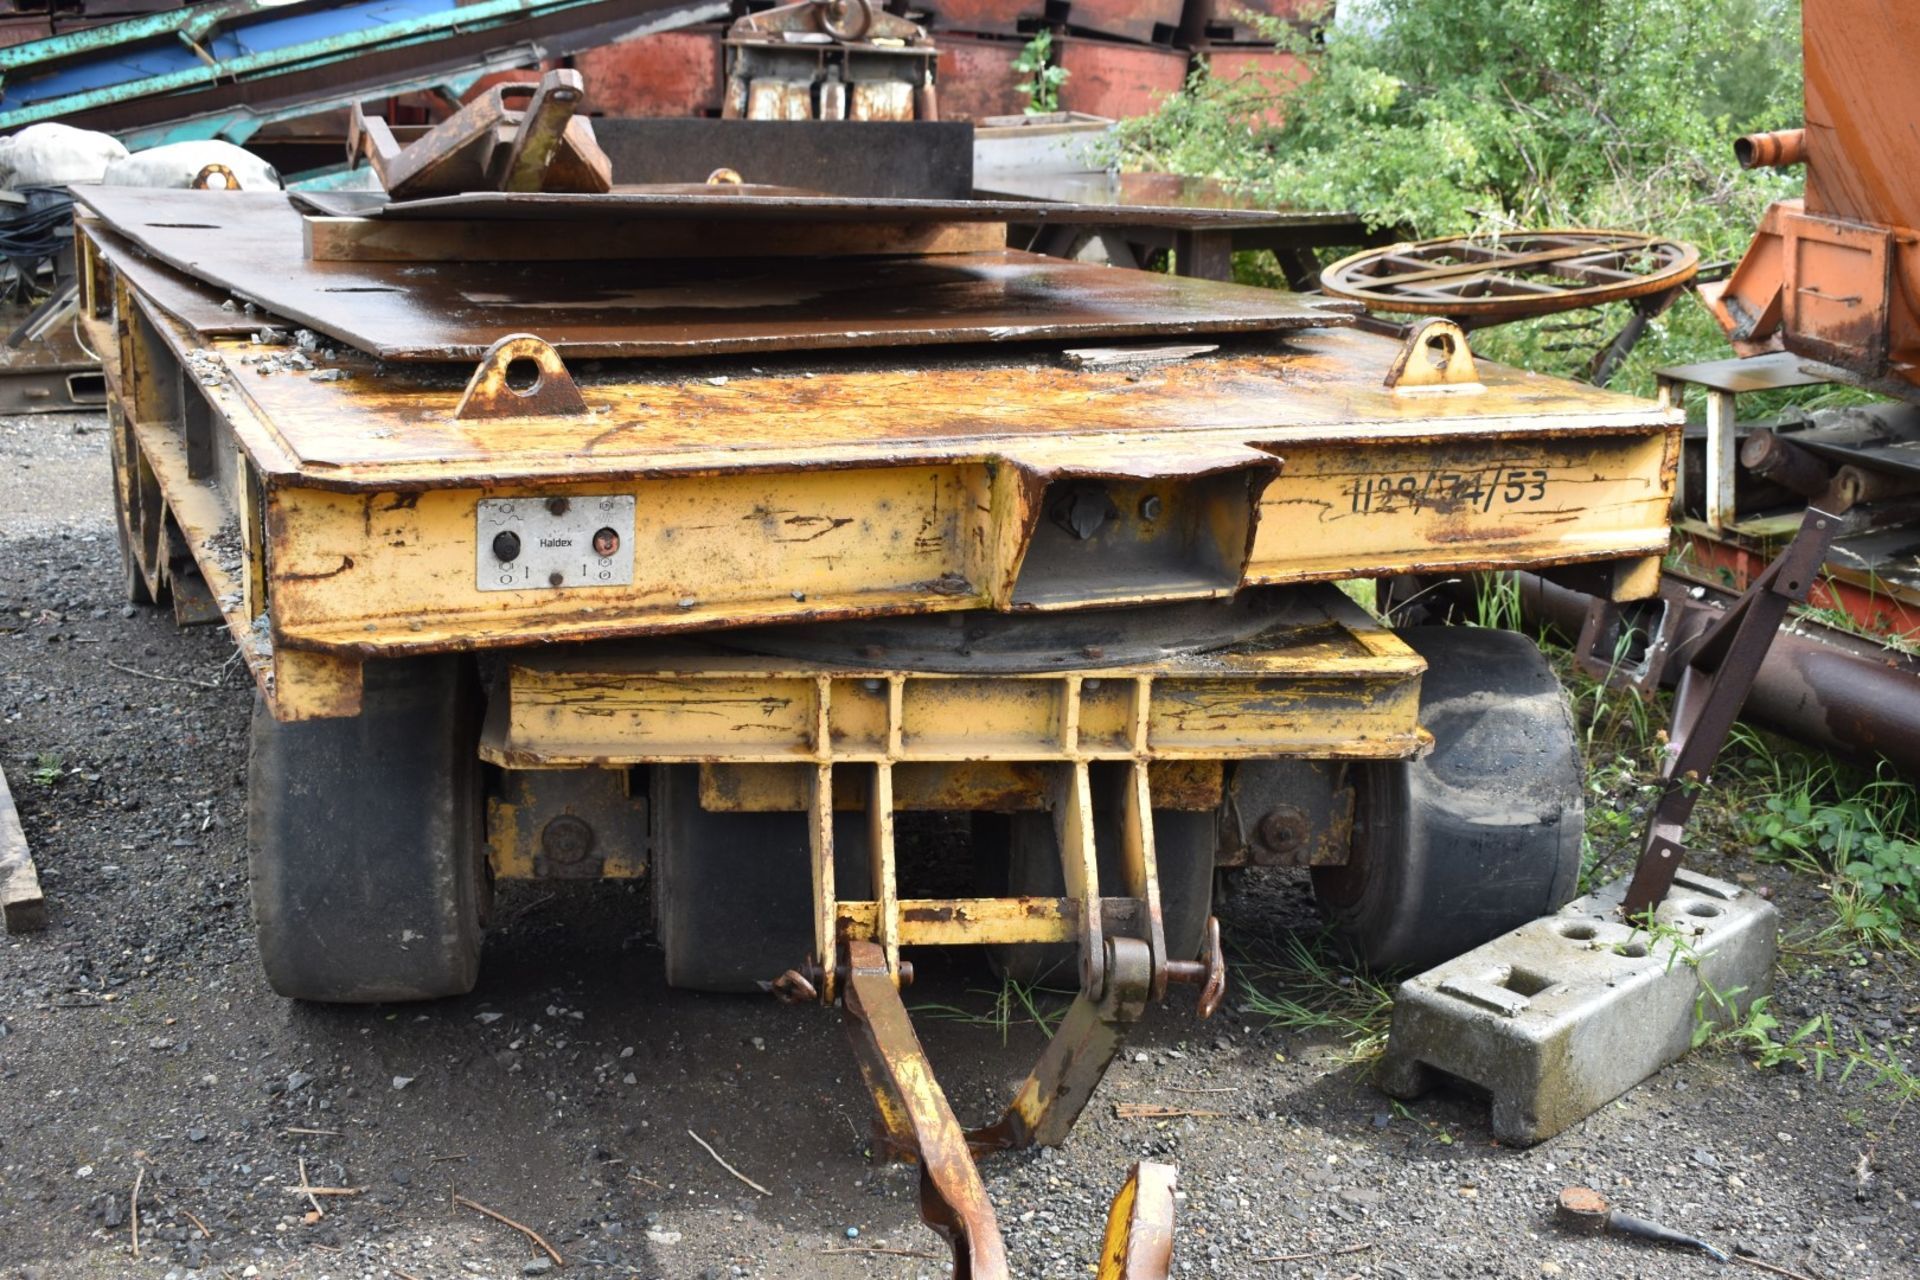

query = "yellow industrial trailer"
[73,157,1678,1276]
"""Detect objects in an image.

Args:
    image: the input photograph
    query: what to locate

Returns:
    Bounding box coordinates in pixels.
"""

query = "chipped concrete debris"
[242,327,349,379]
[183,350,225,387]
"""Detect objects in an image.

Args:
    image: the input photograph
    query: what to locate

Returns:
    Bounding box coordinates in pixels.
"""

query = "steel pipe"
[1734,128,1808,170]
[1510,571,1920,780]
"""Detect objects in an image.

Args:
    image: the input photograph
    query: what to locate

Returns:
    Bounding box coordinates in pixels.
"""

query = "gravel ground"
[2,412,1917,1280]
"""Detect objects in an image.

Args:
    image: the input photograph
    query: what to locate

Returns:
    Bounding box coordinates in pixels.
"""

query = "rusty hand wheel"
[1320,229,1699,322]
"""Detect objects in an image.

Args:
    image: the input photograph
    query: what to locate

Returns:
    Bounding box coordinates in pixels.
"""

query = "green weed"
[914,974,1065,1044]
[1697,989,1920,1103]
[28,751,61,787]
[1011,31,1067,115]
[1237,931,1395,1062]
[1468,572,1523,632]
[1743,765,1920,954]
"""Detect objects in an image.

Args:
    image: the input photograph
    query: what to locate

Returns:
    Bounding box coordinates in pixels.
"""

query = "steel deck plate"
[289,186,1312,228]
[972,171,1362,228]
[75,189,1355,362]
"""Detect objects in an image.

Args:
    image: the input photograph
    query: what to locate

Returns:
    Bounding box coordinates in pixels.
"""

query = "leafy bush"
[1114,0,1810,391]
[1754,788,1920,946]
[1122,0,1800,240]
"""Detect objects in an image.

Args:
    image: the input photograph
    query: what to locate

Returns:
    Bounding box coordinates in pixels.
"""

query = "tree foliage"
[1118,0,1803,251]
[1115,0,1811,390]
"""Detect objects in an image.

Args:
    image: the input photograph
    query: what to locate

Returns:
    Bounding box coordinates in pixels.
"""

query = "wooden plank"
[302,215,1011,263]
[0,763,45,933]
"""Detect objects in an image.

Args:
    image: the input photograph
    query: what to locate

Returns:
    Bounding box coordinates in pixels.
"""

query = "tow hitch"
[768,762,1224,1279]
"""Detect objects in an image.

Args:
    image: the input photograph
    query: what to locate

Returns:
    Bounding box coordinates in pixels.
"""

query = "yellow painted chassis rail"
[78,219,1678,725]
[481,593,1426,979]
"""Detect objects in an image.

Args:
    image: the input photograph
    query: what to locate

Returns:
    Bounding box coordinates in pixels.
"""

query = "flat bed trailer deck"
[74,172,1679,1277]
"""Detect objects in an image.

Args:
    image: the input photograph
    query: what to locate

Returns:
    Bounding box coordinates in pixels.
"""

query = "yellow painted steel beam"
[1246,433,1679,585]
[837,896,1077,947]
[81,221,1678,724]
[479,589,1428,768]
[253,427,1672,656]
[697,758,1224,813]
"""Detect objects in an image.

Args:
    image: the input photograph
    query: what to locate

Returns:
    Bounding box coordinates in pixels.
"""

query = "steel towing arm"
[770,759,1223,1280]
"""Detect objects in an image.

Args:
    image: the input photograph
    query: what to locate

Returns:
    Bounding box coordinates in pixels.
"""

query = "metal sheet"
[289,186,1307,229]
[80,224,261,337]
[975,170,1361,227]
[1655,351,1831,395]
[591,118,974,199]
[75,189,1355,361]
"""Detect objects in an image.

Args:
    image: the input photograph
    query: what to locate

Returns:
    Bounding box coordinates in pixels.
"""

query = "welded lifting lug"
[454,334,589,420]
[838,937,1178,1280]
[1618,505,1841,916]
[1383,318,1482,395]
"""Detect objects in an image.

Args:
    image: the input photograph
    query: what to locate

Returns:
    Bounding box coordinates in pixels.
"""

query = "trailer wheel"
[651,767,872,993]
[982,805,1216,988]
[1312,626,1583,972]
[247,657,488,1002]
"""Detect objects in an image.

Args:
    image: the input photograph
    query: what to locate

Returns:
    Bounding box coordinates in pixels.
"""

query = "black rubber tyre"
[651,766,872,993]
[248,657,488,1002]
[1311,626,1583,972]
[981,801,1217,988]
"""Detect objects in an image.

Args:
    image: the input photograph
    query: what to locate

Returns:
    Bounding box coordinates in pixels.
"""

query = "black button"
[493,530,522,562]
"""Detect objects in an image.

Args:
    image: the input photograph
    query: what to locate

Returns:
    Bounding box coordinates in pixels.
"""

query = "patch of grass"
[913,974,1066,1044]
[1795,601,1920,659]
[1734,755,1920,957]
[1696,987,1920,1104]
[1467,571,1523,632]
[29,751,61,787]
[1237,931,1395,1062]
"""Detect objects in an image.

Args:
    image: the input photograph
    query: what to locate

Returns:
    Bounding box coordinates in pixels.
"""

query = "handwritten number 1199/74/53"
[1347,468,1550,516]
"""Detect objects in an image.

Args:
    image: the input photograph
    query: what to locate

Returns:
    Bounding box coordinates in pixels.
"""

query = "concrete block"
[1376,867,1777,1144]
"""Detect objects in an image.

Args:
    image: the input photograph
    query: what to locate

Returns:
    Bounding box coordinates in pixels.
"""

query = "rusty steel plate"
[75,189,1355,362]
[973,170,1361,227]
[1320,229,1700,320]
[291,185,1304,229]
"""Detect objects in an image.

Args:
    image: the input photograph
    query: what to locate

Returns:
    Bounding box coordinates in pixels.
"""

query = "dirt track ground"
[2,410,1918,1280]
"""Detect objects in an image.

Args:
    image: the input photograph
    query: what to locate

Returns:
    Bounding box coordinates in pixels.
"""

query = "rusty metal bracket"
[350,69,612,200]
[1619,505,1840,915]
[453,334,589,420]
[1383,319,1482,395]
